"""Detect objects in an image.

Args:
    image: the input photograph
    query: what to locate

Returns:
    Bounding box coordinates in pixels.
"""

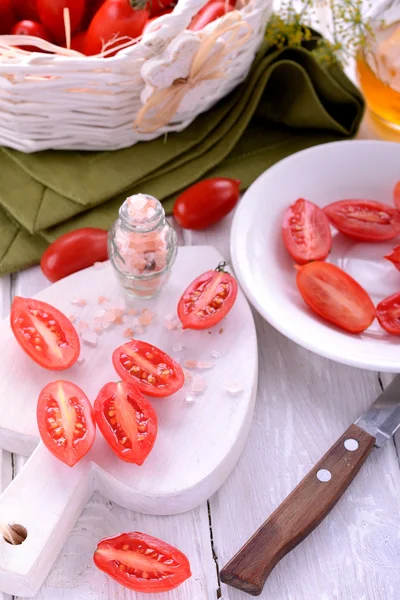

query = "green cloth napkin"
[0,40,364,275]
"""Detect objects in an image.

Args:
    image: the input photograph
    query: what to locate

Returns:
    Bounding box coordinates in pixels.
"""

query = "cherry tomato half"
[11,297,80,370]
[12,0,39,21]
[94,532,192,592]
[173,178,240,231]
[0,0,17,34]
[37,0,85,42]
[12,20,52,51]
[296,262,375,334]
[178,263,238,330]
[324,199,400,242]
[94,381,158,465]
[113,340,184,398]
[394,181,400,211]
[282,198,332,265]
[189,0,234,31]
[376,293,400,335]
[37,381,96,467]
[41,228,108,283]
[85,0,149,56]
[385,245,400,271]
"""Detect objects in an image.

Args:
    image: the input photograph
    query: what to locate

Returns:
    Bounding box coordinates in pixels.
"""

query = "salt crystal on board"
[124,328,134,338]
[191,374,207,395]
[92,325,103,335]
[98,296,109,305]
[139,309,154,326]
[164,314,179,330]
[77,321,88,333]
[82,330,98,347]
[71,298,87,307]
[226,381,243,396]
[184,359,198,369]
[197,361,214,370]
[68,314,76,323]
[77,354,85,365]
[183,368,193,382]
[128,308,138,316]
[173,343,183,352]
[211,350,221,359]
[185,394,196,404]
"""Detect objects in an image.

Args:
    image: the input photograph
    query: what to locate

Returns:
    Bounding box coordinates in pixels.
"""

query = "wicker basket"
[0,0,271,152]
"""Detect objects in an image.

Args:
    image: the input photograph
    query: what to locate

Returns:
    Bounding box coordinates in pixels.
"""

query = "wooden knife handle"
[220,423,375,596]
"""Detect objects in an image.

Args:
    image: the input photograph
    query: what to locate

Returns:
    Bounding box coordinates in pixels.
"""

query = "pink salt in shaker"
[108,194,177,298]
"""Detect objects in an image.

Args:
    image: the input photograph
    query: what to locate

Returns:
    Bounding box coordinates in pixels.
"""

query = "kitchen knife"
[220,376,400,596]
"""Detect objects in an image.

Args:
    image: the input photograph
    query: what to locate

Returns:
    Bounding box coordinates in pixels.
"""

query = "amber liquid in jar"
[357,22,400,130]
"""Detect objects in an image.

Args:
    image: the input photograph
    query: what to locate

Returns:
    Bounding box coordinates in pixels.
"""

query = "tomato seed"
[119,564,126,571]
[138,424,146,433]
[123,544,129,550]
[121,437,128,445]
[131,365,140,373]
[147,374,156,384]
[76,423,84,429]
[108,410,115,417]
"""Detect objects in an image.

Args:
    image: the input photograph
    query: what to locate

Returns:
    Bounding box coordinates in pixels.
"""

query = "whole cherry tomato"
[324,199,400,242]
[385,245,400,271]
[173,178,240,230]
[376,292,400,335]
[41,228,108,282]
[0,0,17,35]
[82,0,106,28]
[394,180,400,211]
[37,0,85,43]
[178,263,238,330]
[12,0,39,20]
[282,198,332,265]
[94,532,191,593]
[189,0,235,31]
[12,20,52,51]
[70,30,87,52]
[85,0,149,56]
[296,262,375,334]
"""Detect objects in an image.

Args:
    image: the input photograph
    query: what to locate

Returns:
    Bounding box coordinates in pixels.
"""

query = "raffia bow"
[134,12,252,133]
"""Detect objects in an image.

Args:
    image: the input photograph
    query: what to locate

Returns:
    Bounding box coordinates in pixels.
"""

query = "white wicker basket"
[0,0,272,152]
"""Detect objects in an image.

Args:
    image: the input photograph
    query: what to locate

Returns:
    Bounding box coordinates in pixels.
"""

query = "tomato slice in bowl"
[282,198,332,264]
[94,532,192,593]
[376,293,400,335]
[37,381,96,467]
[113,340,184,398]
[385,245,400,271]
[296,262,376,334]
[11,297,80,370]
[324,200,400,242]
[178,264,238,330]
[94,381,157,465]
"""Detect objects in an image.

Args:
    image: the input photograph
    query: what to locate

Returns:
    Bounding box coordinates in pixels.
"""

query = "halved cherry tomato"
[37,381,96,467]
[11,0,39,21]
[394,181,400,211]
[0,0,16,34]
[94,532,191,592]
[324,200,400,242]
[113,340,184,398]
[282,198,332,265]
[296,262,375,334]
[11,297,80,370]
[41,228,108,283]
[173,178,240,231]
[189,0,234,31]
[37,0,85,43]
[85,0,149,56]
[12,20,52,51]
[94,381,157,465]
[385,245,400,271]
[376,293,400,335]
[178,263,238,330]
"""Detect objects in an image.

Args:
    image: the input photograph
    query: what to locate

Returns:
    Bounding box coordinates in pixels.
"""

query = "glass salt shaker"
[108,194,177,299]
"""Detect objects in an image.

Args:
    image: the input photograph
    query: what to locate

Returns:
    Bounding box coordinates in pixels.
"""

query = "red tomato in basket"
[37,380,96,467]
[296,261,376,334]
[37,0,85,43]
[148,0,174,16]
[324,199,400,242]
[94,381,158,465]
[94,532,192,592]
[40,228,108,282]
[70,29,87,52]
[85,0,149,56]
[0,0,17,34]
[82,0,106,28]
[112,339,185,398]
[178,263,238,330]
[189,0,235,31]
[12,20,52,51]
[11,296,80,370]
[11,0,39,21]
[385,245,400,271]
[282,198,332,265]
[376,292,400,335]
[394,181,400,211]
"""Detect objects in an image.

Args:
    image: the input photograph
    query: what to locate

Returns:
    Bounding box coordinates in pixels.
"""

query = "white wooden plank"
[11,266,219,600]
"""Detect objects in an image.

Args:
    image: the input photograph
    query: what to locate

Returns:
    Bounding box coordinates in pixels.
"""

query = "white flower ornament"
[134,12,252,133]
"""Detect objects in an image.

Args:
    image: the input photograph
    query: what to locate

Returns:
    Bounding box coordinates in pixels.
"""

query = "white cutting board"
[0,245,257,598]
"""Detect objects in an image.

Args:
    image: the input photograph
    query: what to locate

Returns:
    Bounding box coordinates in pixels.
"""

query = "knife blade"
[220,376,400,597]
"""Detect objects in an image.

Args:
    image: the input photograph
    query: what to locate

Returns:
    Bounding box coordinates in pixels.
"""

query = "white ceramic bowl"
[231,140,400,372]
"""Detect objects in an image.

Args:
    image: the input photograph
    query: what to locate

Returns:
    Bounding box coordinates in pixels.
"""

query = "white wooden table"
[1,106,400,600]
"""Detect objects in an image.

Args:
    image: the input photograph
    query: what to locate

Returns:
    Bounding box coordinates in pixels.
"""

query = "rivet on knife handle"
[220,423,375,597]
